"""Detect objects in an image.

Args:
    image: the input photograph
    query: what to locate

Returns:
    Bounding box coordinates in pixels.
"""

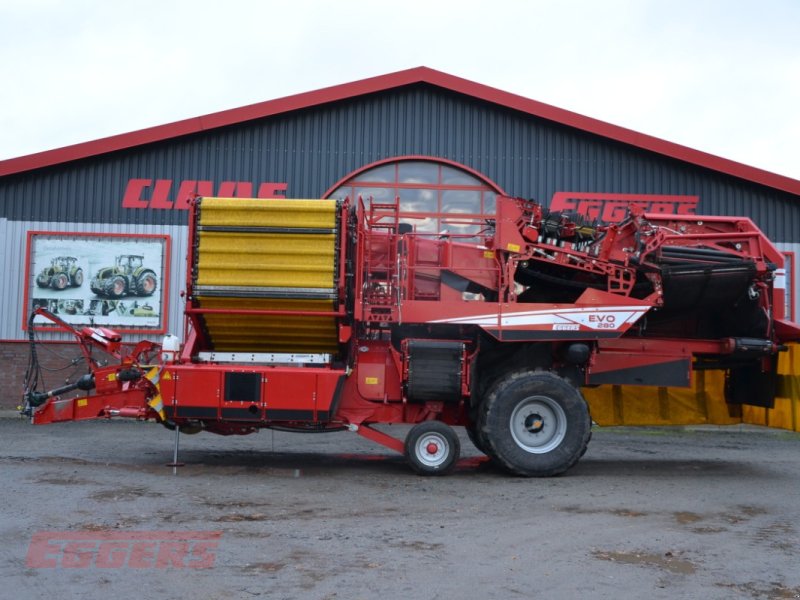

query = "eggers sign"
[550,192,699,221]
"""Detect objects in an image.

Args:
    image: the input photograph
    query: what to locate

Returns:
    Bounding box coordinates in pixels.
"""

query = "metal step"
[196,351,332,364]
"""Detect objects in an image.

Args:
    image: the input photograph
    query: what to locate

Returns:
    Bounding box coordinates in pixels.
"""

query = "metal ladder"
[362,200,401,322]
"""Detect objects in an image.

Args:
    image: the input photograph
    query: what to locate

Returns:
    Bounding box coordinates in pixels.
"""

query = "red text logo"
[122,179,288,210]
[550,192,699,222]
[27,531,222,569]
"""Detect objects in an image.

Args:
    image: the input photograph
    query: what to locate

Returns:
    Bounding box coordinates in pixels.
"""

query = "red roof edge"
[2,66,799,197]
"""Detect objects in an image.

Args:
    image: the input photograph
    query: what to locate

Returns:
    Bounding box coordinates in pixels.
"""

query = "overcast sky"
[1,0,798,180]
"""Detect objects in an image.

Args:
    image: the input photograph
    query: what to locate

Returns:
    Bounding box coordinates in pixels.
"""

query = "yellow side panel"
[196,231,335,289]
[199,197,337,229]
[584,371,738,427]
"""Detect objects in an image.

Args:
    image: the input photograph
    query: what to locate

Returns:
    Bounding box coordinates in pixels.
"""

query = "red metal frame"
[4,67,797,197]
[24,195,800,464]
[25,307,162,424]
[22,231,171,334]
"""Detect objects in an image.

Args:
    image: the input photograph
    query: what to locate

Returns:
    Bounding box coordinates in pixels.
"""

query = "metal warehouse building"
[2,66,800,429]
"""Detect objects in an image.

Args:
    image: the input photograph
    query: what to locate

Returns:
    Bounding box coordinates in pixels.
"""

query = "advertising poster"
[26,233,169,332]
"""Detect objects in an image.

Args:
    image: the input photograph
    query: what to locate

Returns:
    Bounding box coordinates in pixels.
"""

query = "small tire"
[405,421,460,476]
[104,275,127,298]
[50,273,69,290]
[479,370,591,477]
[135,271,158,296]
[72,268,84,287]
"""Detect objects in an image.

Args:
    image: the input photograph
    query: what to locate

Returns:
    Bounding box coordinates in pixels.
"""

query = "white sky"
[1,0,798,180]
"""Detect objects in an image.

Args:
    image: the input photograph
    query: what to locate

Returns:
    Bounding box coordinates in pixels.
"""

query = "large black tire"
[72,268,84,287]
[104,275,127,298]
[479,370,591,477]
[50,273,69,290]
[135,271,158,296]
[405,421,461,476]
[465,421,488,455]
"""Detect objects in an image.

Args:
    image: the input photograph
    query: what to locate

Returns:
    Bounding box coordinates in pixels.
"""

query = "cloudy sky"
[1,0,798,180]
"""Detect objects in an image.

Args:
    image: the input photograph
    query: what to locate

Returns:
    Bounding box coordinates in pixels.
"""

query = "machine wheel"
[405,421,460,475]
[135,271,157,296]
[479,370,591,477]
[50,273,69,290]
[465,421,488,455]
[72,268,84,287]
[104,275,127,298]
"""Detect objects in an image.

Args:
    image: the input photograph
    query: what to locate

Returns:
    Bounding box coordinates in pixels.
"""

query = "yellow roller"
[199,197,337,229]
[196,231,335,289]
[196,297,339,353]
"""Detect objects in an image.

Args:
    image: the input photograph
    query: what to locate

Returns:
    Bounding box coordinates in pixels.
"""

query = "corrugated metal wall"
[1,85,797,238]
[0,219,188,341]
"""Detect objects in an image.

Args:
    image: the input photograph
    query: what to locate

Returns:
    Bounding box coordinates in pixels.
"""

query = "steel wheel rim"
[509,395,567,454]
[415,433,450,467]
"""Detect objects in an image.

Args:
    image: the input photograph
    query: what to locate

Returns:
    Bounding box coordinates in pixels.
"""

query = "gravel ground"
[1,416,799,600]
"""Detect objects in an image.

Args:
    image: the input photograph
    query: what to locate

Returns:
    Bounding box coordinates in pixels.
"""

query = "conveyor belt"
[196,297,339,353]
[197,197,337,229]
[194,231,336,296]
[192,197,341,353]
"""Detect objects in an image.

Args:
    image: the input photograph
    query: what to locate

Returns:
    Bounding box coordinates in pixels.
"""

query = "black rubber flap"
[406,340,464,403]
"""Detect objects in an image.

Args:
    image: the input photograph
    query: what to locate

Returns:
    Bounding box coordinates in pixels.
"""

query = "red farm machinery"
[22,195,800,476]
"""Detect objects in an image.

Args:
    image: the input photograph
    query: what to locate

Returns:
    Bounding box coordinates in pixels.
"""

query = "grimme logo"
[550,192,699,221]
[27,531,222,569]
[122,178,288,209]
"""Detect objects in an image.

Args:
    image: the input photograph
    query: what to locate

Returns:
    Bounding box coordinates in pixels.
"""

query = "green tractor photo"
[36,256,84,290]
[90,255,158,299]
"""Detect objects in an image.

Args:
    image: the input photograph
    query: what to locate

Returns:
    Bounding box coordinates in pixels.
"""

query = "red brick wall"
[0,341,88,409]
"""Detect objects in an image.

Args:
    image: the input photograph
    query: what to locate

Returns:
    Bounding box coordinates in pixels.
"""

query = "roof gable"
[1,66,799,196]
